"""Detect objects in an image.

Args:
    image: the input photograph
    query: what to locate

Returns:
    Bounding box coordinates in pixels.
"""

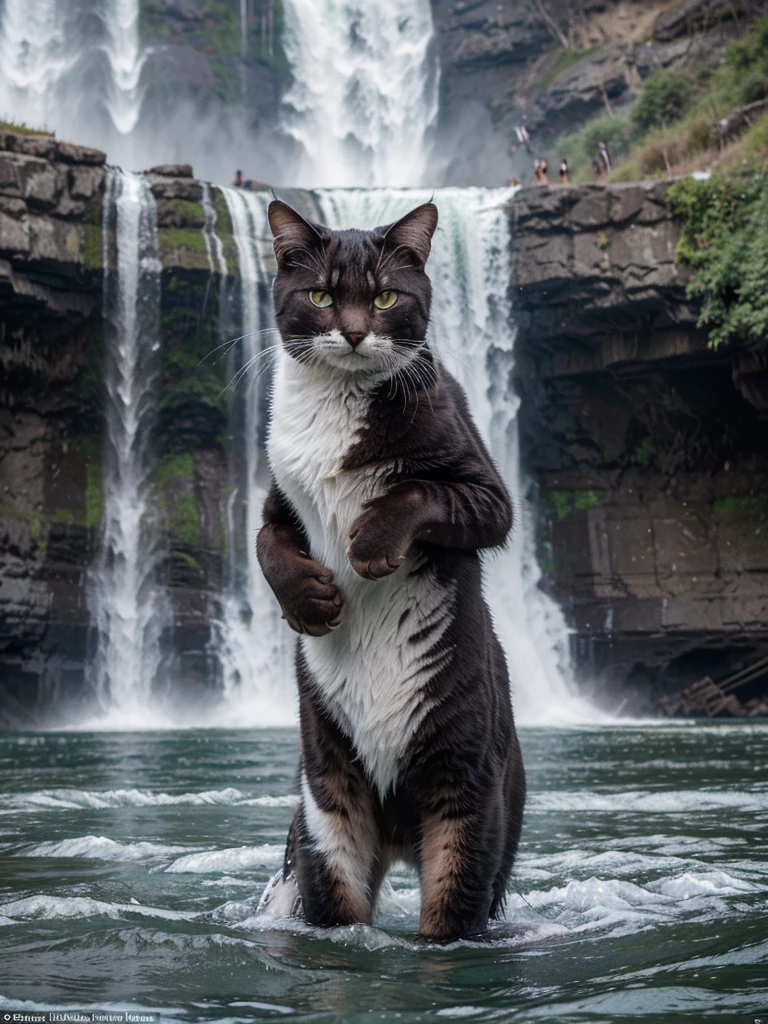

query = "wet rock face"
[511,180,768,712]
[0,130,230,724]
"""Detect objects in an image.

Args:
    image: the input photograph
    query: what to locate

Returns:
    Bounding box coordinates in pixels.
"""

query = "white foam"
[529,788,768,814]
[23,835,194,861]
[164,844,284,874]
[0,895,194,922]
[649,870,759,899]
[237,795,300,807]
[1,787,252,810]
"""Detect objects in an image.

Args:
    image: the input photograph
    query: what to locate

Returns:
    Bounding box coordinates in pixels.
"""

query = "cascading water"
[87,168,172,723]
[210,187,296,725]
[0,0,145,160]
[102,0,146,138]
[280,0,439,187]
[0,0,72,130]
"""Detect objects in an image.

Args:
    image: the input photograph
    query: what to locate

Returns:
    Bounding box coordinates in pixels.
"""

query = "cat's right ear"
[268,200,324,268]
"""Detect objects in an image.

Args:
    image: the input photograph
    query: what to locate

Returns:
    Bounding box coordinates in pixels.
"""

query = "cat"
[256,198,526,940]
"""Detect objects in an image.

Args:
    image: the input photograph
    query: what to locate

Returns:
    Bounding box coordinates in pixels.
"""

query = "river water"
[1,724,765,1022]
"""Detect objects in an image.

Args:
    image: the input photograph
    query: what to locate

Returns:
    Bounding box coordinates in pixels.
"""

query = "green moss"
[85,463,103,529]
[170,199,206,228]
[153,453,196,491]
[173,549,204,579]
[635,437,656,468]
[0,119,53,136]
[712,494,768,522]
[50,509,75,525]
[0,505,47,552]
[172,491,203,548]
[544,489,607,519]
[158,228,210,270]
[536,48,597,91]
[82,223,103,270]
[85,197,103,226]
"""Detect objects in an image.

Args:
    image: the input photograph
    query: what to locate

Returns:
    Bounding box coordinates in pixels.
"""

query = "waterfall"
[0,0,145,153]
[280,0,439,187]
[210,187,296,726]
[102,0,146,138]
[0,0,72,130]
[87,168,172,722]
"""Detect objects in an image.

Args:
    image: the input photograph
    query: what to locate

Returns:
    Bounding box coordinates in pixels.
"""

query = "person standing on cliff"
[560,159,569,184]
[233,169,244,187]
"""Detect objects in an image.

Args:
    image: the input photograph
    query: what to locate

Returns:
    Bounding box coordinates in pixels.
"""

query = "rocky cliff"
[431,0,768,182]
[0,130,238,723]
[511,179,768,710]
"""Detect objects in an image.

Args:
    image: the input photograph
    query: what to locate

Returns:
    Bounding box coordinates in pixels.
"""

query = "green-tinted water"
[0,725,765,1022]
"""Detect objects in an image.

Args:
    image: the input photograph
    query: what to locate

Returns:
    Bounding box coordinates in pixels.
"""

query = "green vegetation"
[552,17,768,183]
[169,200,206,228]
[158,228,209,271]
[173,549,204,580]
[712,494,768,521]
[159,305,231,420]
[668,169,768,349]
[152,453,196,490]
[634,436,656,468]
[173,491,203,548]
[85,462,103,529]
[549,114,633,182]
[544,489,607,519]
[0,119,53,136]
[631,69,689,134]
[713,494,768,537]
[537,48,597,91]
[82,224,104,270]
[152,454,203,549]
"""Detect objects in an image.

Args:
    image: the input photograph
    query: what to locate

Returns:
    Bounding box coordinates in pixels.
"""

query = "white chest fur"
[267,354,455,794]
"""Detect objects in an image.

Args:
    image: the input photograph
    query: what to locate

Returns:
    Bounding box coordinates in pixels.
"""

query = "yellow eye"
[374,291,397,310]
[309,290,333,308]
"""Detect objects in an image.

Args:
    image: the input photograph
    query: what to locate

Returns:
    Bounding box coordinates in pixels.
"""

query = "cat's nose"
[344,332,366,350]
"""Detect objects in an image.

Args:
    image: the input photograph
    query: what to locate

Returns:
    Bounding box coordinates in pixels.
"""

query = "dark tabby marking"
[256,198,525,940]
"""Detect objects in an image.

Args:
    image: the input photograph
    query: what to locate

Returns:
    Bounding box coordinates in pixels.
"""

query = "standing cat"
[257,198,525,940]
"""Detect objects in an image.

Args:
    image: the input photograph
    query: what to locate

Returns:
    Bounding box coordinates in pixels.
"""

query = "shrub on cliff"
[632,70,690,134]
[669,169,768,349]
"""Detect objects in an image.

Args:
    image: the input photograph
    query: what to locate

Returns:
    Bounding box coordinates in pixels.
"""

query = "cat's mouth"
[305,330,395,375]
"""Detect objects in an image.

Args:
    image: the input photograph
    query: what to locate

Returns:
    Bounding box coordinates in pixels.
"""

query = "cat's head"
[268,199,437,377]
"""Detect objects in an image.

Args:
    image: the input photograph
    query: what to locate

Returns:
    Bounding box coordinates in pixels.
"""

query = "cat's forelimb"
[257,487,345,636]
[347,477,512,581]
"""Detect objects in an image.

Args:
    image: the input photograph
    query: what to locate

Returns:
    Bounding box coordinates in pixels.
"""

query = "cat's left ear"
[268,199,325,268]
[380,202,438,267]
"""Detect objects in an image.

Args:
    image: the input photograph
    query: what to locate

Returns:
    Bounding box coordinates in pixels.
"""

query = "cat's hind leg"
[293,655,381,927]
[291,768,380,927]
[417,793,505,941]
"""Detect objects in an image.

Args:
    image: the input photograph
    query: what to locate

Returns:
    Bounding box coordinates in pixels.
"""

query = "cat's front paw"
[347,503,413,581]
[280,564,345,636]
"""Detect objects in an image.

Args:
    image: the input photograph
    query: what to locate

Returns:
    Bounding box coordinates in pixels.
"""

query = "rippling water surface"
[0,725,766,1022]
